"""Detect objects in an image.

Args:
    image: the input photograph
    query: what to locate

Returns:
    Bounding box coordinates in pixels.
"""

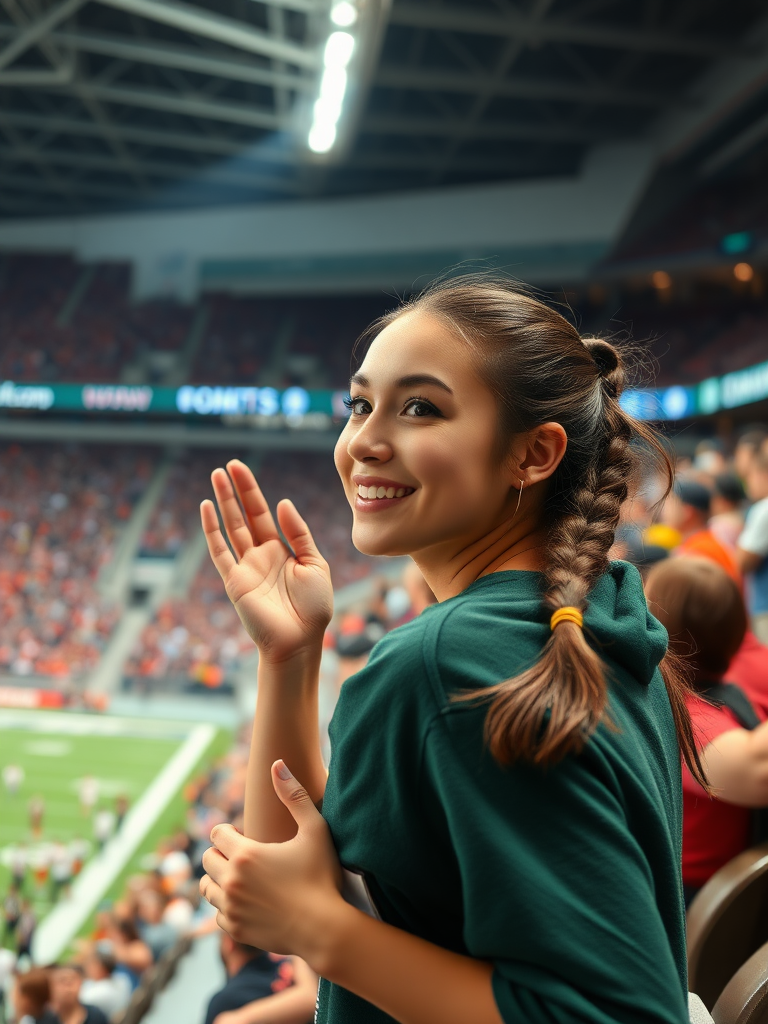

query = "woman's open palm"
[201,460,333,665]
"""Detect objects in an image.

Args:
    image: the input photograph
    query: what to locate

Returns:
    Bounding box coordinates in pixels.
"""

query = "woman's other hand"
[201,460,333,665]
[200,761,344,964]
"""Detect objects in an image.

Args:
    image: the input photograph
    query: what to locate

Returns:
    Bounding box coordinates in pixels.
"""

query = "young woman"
[644,556,768,902]
[199,278,703,1024]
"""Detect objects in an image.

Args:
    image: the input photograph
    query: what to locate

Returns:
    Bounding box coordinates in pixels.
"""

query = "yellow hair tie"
[550,607,584,631]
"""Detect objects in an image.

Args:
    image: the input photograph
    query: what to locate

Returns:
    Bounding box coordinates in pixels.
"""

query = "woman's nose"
[346,417,394,464]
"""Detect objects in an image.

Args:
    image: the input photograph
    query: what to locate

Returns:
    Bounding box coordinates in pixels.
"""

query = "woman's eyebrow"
[348,372,453,395]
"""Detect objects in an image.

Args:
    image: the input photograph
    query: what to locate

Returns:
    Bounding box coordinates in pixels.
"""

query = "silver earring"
[514,479,524,518]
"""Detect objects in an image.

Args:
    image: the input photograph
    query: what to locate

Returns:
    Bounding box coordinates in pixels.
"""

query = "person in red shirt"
[729,629,768,717]
[645,556,767,904]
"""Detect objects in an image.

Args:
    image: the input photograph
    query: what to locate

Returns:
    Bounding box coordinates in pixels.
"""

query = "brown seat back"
[712,940,768,1024]
[687,844,768,1010]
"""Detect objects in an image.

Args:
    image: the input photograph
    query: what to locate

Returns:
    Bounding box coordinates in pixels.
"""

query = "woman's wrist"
[296,894,364,981]
[257,643,324,683]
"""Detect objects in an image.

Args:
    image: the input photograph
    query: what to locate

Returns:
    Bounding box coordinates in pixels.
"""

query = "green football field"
[0,711,228,950]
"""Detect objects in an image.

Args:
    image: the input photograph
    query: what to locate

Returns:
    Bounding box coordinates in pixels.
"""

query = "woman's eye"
[403,399,439,418]
[344,396,371,416]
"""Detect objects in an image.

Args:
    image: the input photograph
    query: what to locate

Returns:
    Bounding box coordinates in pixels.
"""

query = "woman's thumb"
[271,761,321,829]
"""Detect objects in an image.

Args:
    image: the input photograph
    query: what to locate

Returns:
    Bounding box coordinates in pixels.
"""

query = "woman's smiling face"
[334,309,523,562]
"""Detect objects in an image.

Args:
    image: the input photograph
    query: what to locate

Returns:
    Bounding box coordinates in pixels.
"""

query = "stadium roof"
[0,0,767,218]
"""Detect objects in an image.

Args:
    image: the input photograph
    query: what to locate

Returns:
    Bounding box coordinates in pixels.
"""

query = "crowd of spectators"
[123,558,252,691]
[0,257,191,383]
[0,444,153,682]
[0,251,765,399]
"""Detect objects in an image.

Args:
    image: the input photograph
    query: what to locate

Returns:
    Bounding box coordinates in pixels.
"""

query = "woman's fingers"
[277,500,325,568]
[227,460,281,546]
[200,500,236,579]
[211,468,258,560]
[199,873,225,912]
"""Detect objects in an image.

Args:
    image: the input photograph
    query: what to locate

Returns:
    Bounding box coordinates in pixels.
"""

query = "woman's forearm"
[246,651,328,842]
[307,903,503,1024]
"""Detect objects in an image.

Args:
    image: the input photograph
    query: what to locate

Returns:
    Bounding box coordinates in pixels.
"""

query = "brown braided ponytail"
[358,275,706,786]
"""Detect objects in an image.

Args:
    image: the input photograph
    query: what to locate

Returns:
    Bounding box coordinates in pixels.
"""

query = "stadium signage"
[6,358,768,423]
[83,385,154,411]
[0,381,348,422]
[0,380,55,410]
[720,360,768,410]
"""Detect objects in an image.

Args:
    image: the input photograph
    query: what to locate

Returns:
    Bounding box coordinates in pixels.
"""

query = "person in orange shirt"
[660,478,741,584]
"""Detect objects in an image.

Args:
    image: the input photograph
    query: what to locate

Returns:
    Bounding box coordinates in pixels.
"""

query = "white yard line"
[32,723,216,964]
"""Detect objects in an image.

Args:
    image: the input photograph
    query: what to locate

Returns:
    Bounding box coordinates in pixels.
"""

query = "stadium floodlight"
[331,1,358,27]
[324,31,355,69]
[307,14,357,154]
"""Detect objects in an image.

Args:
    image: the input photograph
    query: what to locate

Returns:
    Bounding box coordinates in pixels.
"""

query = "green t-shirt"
[318,563,688,1024]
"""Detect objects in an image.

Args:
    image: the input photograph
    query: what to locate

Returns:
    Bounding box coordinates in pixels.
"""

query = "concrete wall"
[0,142,654,299]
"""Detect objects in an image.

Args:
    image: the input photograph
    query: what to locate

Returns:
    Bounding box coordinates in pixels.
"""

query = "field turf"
[0,712,226,948]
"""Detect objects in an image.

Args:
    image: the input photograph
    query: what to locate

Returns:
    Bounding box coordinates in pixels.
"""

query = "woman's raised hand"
[201,460,333,665]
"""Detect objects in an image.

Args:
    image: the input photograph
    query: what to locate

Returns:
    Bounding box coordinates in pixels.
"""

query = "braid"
[544,403,633,616]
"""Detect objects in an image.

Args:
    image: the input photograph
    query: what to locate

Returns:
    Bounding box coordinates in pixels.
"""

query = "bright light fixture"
[309,121,337,154]
[307,17,357,153]
[331,1,357,27]
[324,31,355,68]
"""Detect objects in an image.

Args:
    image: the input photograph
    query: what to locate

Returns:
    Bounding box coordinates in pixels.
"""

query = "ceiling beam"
[0,26,315,92]
[0,61,73,84]
[362,114,611,142]
[0,139,299,191]
[0,108,294,160]
[0,0,148,187]
[0,165,142,200]
[0,0,85,72]
[93,0,319,68]
[375,65,669,108]
[388,3,736,57]
[39,78,289,131]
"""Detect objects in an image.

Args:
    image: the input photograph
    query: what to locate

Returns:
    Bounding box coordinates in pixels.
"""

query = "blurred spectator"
[729,628,768,716]
[661,479,740,583]
[79,944,132,1019]
[11,967,57,1024]
[693,439,727,478]
[105,917,152,991]
[135,891,177,962]
[49,963,109,1024]
[645,558,766,903]
[203,936,282,1024]
[710,471,746,550]
[737,448,768,643]
[734,428,768,481]
[401,561,437,620]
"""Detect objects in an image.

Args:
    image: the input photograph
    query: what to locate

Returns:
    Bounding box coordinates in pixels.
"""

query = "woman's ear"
[518,422,568,486]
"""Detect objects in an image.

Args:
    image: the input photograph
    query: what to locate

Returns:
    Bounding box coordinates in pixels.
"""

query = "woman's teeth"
[357,484,413,500]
